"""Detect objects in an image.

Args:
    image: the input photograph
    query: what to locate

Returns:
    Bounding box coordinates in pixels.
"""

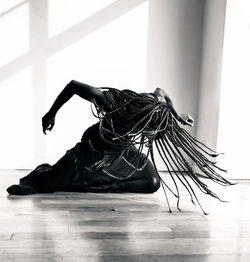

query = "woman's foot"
[6,184,36,195]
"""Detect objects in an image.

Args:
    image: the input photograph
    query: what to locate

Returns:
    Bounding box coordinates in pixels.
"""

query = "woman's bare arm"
[165,95,194,126]
[48,80,106,115]
[42,80,107,134]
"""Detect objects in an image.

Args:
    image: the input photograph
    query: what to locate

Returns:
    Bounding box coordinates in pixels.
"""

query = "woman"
[7,80,231,213]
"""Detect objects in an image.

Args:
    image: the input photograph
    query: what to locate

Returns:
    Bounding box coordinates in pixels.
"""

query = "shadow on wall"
[0,0,147,81]
[0,0,149,168]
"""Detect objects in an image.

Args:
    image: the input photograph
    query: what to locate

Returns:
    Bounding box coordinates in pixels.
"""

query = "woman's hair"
[92,87,231,214]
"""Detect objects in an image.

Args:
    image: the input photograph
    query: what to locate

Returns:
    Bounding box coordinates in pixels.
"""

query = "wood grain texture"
[1,170,249,261]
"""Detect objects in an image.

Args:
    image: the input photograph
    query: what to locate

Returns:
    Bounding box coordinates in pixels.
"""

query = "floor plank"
[0,170,249,261]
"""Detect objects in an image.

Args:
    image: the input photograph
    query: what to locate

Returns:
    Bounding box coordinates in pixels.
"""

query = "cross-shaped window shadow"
[0,0,147,81]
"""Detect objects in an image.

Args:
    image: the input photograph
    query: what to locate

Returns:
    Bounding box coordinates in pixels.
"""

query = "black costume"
[7,88,231,213]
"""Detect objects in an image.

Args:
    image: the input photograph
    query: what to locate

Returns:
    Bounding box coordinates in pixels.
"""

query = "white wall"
[217,0,250,179]
[146,0,205,138]
[146,0,228,172]
[0,0,229,173]
[146,0,205,169]
[196,0,227,150]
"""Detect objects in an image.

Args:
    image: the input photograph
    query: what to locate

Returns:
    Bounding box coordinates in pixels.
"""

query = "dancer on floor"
[7,80,231,213]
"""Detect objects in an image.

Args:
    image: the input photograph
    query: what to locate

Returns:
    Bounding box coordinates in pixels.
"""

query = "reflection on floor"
[0,170,250,262]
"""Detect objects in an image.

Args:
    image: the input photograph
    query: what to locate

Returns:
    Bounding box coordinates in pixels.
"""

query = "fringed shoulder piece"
[92,88,232,214]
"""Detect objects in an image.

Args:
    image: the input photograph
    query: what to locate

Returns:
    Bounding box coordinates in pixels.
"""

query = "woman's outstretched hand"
[178,114,194,127]
[42,111,55,134]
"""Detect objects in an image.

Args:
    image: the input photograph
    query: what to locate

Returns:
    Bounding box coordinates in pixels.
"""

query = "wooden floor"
[1,170,250,262]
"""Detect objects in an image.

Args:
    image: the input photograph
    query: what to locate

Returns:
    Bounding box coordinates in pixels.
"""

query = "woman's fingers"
[48,121,54,131]
[186,115,194,126]
[42,121,47,134]
[43,127,47,135]
[179,114,194,127]
[43,123,49,134]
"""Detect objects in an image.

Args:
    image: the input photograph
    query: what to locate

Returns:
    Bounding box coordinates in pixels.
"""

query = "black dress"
[7,122,160,194]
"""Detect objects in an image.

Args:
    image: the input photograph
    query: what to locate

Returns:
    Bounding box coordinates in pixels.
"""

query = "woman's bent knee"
[147,176,161,193]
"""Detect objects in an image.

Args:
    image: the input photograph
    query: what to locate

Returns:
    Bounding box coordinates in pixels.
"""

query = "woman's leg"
[6,139,103,195]
[115,159,161,193]
[77,159,161,193]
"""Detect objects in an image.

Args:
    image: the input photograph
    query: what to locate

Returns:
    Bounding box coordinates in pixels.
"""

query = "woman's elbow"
[67,80,77,87]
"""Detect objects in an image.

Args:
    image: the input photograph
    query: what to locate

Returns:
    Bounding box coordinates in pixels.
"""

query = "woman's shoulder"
[100,87,123,111]
[96,87,159,113]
